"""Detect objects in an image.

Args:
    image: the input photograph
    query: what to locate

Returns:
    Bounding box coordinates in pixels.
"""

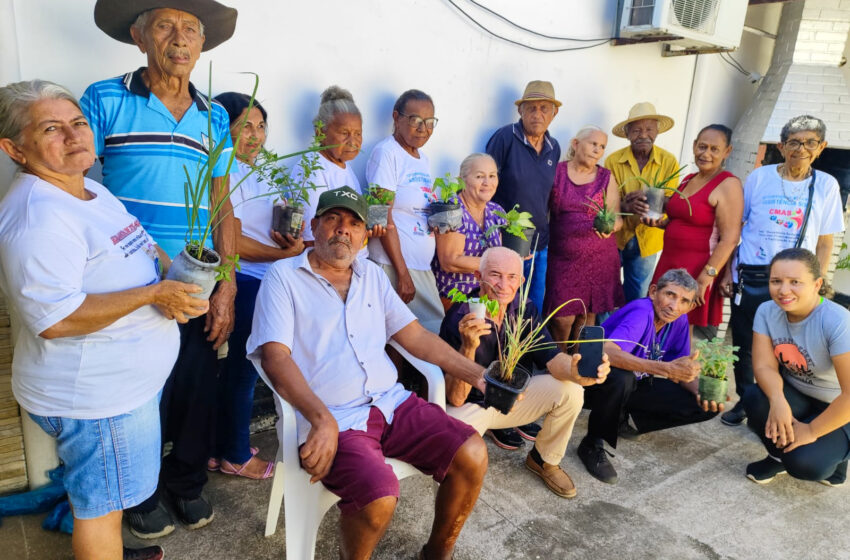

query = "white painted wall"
[2,0,779,188]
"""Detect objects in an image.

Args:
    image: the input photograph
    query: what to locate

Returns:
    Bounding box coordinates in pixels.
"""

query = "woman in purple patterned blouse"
[432,153,507,310]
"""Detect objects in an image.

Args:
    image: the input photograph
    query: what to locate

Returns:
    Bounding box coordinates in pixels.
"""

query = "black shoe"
[820,460,848,487]
[577,438,618,484]
[126,502,175,539]
[486,428,524,450]
[746,456,786,484]
[172,494,214,530]
[618,417,641,440]
[721,401,747,426]
[515,422,542,442]
[123,545,164,560]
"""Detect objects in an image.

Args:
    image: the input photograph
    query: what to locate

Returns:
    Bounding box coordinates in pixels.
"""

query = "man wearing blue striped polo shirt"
[81,0,238,540]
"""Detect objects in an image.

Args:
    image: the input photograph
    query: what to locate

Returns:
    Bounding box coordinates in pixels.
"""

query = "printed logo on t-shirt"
[774,339,815,384]
[111,219,157,261]
[769,206,804,231]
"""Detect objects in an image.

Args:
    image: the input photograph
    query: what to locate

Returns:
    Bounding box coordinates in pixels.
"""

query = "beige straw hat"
[514,80,562,108]
[611,102,674,138]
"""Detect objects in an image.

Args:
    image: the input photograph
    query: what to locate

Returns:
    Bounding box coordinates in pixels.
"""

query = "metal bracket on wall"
[661,44,736,57]
[612,35,682,46]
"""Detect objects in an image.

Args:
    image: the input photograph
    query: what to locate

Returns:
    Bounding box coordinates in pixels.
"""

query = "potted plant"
[486,205,536,258]
[427,173,464,233]
[583,190,632,235]
[694,337,738,404]
[363,183,395,229]
[446,288,499,320]
[632,165,691,221]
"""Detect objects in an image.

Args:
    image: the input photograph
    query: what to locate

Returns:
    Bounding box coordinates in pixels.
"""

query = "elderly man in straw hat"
[485,80,561,450]
[604,102,680,303]
[80,0,238,540]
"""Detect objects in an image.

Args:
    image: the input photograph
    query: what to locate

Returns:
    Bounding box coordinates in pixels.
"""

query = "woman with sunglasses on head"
[367,89,445,332]
[720,115,845,427]
[743,248,850,487]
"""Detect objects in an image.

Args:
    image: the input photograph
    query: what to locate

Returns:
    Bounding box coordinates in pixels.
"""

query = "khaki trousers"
[447,374,583,465]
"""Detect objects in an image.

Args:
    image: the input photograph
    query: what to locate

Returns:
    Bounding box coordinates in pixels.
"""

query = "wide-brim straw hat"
[611,102,674,138]
[94,0,237,51]
[514,80,562,108]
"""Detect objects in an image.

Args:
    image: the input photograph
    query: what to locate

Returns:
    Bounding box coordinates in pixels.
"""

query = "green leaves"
[694,337,739,380]
[433,173,464,203]
[255,122,329,207]
[446,288,501,317]
[214,254,241,282]
[363,183,395,205]
[486,204,535,240]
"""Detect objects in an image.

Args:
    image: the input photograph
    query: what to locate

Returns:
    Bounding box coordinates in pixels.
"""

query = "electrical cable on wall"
[464,0,610,41]
[446,0,612,52]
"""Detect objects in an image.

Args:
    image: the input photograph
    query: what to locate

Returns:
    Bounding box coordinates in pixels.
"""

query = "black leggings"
[742,381,850,480]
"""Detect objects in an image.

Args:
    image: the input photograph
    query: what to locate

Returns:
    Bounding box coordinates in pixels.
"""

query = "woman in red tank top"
[650,125,744,335]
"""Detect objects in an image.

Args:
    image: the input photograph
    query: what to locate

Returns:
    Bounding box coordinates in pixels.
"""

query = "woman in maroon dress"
[650,124,743,336]
[546,126,624,349]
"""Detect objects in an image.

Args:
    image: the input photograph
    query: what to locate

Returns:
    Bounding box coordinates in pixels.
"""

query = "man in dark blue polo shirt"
[486,80,561,314]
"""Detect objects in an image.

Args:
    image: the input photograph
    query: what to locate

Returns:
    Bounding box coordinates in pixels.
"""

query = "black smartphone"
[577,325,604,378]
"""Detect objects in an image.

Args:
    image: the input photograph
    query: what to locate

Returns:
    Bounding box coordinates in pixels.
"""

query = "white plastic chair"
[251,339,446,559]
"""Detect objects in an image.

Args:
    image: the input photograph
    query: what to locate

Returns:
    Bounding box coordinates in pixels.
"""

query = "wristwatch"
[704,265,718,277]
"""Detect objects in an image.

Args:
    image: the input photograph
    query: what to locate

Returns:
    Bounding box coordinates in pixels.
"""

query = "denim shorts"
[29,394,161,519]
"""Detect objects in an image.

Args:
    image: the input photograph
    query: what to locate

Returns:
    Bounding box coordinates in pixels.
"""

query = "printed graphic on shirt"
[774,339,815,384]
[111,219,158,266]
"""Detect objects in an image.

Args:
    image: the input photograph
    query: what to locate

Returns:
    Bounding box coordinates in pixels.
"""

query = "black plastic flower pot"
[644,188,666,221]
[273,203,304,238]
[427,202,463,233]
[698,375,728,404]
[483,361,531,415]
[502,227,535,258]
[367,204,390,229]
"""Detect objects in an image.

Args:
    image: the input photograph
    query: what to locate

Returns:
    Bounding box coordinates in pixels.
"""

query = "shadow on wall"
[473,83,520,154]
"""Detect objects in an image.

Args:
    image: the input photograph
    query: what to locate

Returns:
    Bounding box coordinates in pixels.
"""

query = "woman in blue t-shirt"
[743,248,850,486]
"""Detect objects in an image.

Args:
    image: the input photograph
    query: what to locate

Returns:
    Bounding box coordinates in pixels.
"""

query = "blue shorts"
[29,395,161,519]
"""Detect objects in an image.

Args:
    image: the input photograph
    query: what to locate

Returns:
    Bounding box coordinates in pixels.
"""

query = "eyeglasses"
[398,112,438,130]
[784,139,822,151]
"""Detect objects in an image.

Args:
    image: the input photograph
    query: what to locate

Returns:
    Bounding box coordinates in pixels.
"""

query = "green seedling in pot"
[486,204,535,241]
[630,164,692,219]
[447,288,499,319]
[433,173,464,203]
[363,183,395,206]
[694,337,738,403]
[583,189,632,235]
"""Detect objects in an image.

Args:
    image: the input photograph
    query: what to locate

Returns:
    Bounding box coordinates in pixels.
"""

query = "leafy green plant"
[485,204,535,241]
[433,173,464,203]
[630,165,692,216]
[694,337,739,380]
[363,183,395,205]
[583,190,631,234]
[255,123,329,207]
[447,288,499,317]
[837,242,850,271]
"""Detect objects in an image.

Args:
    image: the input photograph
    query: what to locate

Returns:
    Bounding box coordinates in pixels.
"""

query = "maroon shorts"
[320,394,477,514]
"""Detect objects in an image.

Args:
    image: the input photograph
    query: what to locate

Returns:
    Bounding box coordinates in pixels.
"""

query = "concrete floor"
[1,404,848,560]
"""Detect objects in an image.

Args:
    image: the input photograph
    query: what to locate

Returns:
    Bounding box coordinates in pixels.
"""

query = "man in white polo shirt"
[247,187,488,560]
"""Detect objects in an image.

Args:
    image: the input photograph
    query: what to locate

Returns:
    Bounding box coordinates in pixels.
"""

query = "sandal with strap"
[208,446,259,472]
[220,454,275,480]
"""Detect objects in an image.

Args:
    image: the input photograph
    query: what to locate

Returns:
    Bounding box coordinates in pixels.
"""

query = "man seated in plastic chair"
[246,187,489,560]
[440,247,611,499]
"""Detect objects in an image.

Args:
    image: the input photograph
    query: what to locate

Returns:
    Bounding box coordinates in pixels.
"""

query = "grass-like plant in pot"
[363,183,395,229]
[427,173,464,233]
[446,288,499,320]
[694,337,738,403]
[632,165,691,221]
[583,189,631,235]
[485,205,536,258]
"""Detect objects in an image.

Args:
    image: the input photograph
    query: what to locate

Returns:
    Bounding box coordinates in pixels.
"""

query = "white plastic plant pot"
[166,245,221,315]
[468,298,486,320]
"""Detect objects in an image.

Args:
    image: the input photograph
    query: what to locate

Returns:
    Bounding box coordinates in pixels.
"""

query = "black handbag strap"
[794,169,816,249]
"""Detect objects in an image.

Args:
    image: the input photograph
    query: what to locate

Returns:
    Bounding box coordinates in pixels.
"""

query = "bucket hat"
[514,80,562,108]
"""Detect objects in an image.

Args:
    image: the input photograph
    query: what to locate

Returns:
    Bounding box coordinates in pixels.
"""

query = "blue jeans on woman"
[216,272,262,465]
[620,236,658,302]
[743,381,850,481]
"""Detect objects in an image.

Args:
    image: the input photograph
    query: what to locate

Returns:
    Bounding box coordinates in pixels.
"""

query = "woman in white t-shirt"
[0,81,204,559]
[211,92,305,480]
[367,89,445,332]
[720,114,845,427]
[743,248,850,486]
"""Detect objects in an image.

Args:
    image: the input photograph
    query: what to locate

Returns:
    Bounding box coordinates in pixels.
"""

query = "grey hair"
[314,85,361,130]
[132,9,206,36]
[459,153,497,180]
[656,268,698,294]
[0,80,81,142]
[780,114,826,143]
[565,125,606,161]
[479,246,523,275]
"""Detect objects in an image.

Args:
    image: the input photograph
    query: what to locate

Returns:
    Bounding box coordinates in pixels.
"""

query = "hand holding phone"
[577,325,604,378]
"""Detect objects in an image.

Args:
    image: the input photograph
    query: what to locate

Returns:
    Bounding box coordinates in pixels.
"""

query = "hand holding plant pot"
[428,173,465,233]
[363,183,395,233]
[447,288,500,319]
[694,338,738,408]
[583,189,631,238]
[630,165,690,222]
[485,205,536,258]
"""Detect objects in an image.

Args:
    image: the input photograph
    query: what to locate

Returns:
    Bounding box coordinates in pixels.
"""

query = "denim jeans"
[522,246,548,314]
[620,237,658,302]
[216,272,262,464]
[29,394,161,519]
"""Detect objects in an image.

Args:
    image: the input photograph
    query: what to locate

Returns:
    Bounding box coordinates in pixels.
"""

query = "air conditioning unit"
[618,0,748,50]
